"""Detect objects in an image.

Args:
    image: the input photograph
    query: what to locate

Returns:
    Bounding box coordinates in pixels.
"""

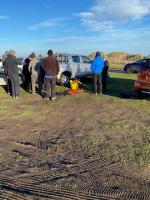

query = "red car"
[134,59,150,96]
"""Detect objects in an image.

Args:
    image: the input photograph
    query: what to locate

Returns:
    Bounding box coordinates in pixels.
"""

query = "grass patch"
[107,72,137,97]
[0,72,150,174]
[110,64,124,69]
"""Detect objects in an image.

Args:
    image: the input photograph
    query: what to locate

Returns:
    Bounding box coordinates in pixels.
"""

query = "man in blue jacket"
[91,51,104,94]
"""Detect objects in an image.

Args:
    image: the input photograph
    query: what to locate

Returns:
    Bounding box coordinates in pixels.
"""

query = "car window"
[55,55,68,63]
[62,56,69,63]
[136,60,141,64]
[142,59,147,63]
[145,60,150,68]
[72,56,80,63]
[81,56,91,63]
[55,55,63,62]
[136,59,145,64]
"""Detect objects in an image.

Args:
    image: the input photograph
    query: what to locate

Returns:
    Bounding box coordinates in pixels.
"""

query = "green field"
[110,63,124,69]
[0,72,150,177]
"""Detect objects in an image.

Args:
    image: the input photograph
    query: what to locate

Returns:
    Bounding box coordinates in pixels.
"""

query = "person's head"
[10,50,16,56]
[95,51,101,57]
[5,51,10,57]
[29,52,36,60]
[47,49,53,56]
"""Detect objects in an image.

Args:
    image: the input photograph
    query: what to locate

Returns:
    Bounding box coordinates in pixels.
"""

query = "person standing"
[4,50,22,98]
[91,51,104,95]
[38,58,46,94]
[22,55,31,92]
[28,53,39,94]
[43,50,59,101]
[102,59,109,93]
[2,51,11,94]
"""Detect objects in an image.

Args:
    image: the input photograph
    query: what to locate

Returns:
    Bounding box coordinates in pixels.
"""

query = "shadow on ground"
[79,76,136,98]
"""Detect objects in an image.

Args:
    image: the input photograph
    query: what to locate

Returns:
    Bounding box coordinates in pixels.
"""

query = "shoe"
[44,97,49,100]
[51,96,56,101]
[94,93,98,95]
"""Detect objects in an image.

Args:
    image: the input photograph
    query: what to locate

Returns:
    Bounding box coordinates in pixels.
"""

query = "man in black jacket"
[102,60,109,93]
[2,51,11,94]
[4,50,22,98]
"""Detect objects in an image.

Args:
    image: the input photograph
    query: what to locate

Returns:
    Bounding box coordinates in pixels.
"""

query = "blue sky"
[0,0,150,57]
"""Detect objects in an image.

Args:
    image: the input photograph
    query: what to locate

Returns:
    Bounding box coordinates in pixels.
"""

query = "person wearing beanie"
[91,51,104,95]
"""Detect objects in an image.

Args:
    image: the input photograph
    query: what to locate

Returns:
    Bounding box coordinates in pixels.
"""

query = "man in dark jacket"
[43,50,59,100]
[91,51,104,94]
[102,60,109,93]
[4,50,22,98]
[22,56,31,92]
[2,51,11,94]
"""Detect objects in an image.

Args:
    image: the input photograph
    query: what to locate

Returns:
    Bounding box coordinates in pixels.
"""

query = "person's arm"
[28,61,32,74]
[3,61,8,76]
[56,60,60,75]
[91,60,94,72]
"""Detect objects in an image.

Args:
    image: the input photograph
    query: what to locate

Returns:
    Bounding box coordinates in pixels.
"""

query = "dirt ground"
[0,80,150,199]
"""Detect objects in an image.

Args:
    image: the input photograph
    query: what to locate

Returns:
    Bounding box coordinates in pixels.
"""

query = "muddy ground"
[0,78,150,199]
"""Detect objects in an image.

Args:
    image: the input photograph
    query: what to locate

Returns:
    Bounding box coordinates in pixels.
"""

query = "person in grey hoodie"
[28,53,39,94]
[4,50,22,98]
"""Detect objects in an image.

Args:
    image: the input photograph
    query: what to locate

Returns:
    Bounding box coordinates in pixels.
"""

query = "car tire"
[136,91,143,99]
[59,73,71,86]
[126,67,133,73]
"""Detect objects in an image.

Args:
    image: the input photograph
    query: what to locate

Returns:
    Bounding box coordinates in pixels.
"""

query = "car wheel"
[136,91,143,99]
[126,67,133,73]
[60,73,71,86]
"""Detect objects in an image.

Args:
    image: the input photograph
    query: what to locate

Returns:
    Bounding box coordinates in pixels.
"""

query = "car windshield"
[144,60,150,68]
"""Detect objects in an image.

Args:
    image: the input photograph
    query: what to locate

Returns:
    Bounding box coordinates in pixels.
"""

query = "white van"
[55,53,92,85]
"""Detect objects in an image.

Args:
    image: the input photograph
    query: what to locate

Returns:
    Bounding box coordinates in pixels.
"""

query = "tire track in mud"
[0,130,150,199]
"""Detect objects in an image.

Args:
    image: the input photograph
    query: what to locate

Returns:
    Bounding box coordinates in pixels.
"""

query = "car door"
[139,60,150,90]
[71,55,81,77]
[143,60,150,89]
[80,56,92,76]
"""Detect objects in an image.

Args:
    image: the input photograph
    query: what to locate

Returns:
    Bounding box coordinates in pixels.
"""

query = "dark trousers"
[9,74,20,97]
[23,72,31,91]
[45,77,56,98]
[94,73,102,94]
[5,76,11,94]
[102,74,107,92]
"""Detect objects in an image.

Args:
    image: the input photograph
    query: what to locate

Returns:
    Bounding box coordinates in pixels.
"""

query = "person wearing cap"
[28,53,39,94]
[91,51,104,95]
[4,50,22,98]
[43,50,59,101]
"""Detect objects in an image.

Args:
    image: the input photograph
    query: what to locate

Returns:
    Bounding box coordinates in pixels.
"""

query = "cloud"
[0,16,8,20]
[77,0,150,31]
[41,25,150,55]
[28,17,67,30]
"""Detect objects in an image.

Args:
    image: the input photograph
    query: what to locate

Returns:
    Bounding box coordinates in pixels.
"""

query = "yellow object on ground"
[70,79,79,90]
